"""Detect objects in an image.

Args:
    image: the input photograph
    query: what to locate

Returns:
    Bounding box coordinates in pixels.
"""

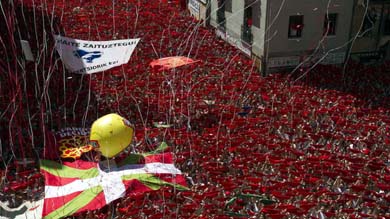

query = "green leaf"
[225,197,237,207]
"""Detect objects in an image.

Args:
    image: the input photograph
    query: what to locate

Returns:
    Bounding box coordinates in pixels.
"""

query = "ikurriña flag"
[54,35,140,74]
[40,142,187,219]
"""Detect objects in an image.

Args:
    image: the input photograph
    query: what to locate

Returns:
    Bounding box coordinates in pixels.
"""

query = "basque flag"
[40,143,187,219]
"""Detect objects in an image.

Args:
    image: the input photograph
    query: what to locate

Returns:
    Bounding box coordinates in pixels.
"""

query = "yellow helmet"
[89,113,134,158]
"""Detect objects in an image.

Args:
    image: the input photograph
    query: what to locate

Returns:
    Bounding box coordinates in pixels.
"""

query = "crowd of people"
[1,0,390,218]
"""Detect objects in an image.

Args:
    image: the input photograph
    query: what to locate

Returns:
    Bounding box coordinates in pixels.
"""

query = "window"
[225,0,232,13]
[242,6,253,44]
[217,0,226,30]
[288,15,304,38]
[324,13,337,36]
[360,7,378,37]
[244,5,253,28]
[251,0,261,28]
[383,7,390,35]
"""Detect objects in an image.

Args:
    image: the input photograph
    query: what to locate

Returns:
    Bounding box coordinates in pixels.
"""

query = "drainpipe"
[205,0,211,26]
[375,1,385,50]
[263,0,271,76]
[344,0,357,65]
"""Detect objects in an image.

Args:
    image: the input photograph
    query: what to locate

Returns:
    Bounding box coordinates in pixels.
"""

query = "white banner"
[0,199,43,219]
[54,35,140,74]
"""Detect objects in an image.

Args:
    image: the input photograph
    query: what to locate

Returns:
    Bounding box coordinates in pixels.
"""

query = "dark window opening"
[361,8,378,37]
[324,13,337,36]
[288,15,304,38]
[383,7,390,35]
[251,0,261,28]
[242,5,253,44]
[217,0,226,30]
[225,0,232,12]
[244,5,253,28]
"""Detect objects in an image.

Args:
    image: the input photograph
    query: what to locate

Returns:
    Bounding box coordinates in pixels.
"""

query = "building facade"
[348,0,390,64]
[206,0,355,74]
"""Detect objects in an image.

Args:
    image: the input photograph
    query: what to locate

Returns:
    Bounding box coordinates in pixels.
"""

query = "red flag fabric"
[149,56,199,70]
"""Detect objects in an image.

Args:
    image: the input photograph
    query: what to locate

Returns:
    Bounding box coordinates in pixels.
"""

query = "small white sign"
[321,52,346,64]
[303,52,346,66]
[20,40,35,61]
[268,56,300,68]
